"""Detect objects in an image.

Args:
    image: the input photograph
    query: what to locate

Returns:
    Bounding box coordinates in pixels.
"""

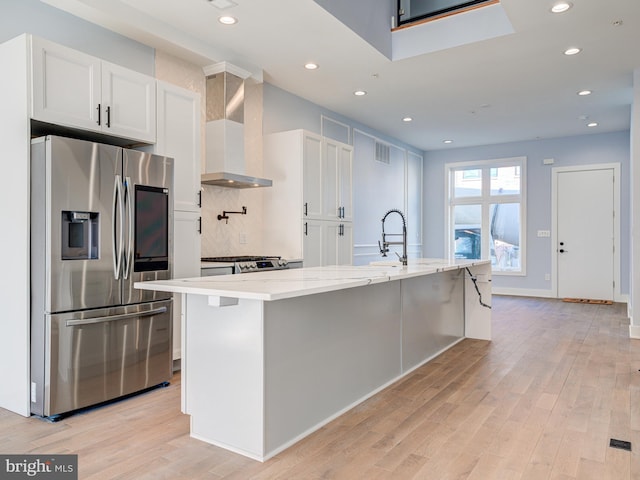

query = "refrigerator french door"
[30,135,174,417]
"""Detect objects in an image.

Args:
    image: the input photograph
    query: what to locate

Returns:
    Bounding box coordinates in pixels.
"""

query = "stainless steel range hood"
[201,171,272,188]
[202,62,272,188]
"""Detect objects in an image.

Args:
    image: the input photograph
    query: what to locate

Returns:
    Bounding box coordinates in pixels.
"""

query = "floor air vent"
[609,438,632,451]
[375,141,390,164]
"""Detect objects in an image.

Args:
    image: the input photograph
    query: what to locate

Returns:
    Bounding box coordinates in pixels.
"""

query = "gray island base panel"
[135,260,491,461]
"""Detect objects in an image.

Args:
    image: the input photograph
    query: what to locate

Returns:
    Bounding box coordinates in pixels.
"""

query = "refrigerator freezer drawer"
[32,299,172,417]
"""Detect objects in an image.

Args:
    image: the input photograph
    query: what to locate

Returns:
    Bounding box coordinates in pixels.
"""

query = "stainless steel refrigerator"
[30,135,174,418]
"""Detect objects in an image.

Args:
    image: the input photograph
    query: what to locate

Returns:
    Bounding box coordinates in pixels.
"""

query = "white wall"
[629,69,640,336]
[423,130,631,296]
[0,0,154,75]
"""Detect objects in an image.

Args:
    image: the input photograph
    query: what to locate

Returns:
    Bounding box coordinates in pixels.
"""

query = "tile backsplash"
[200,185,264,257]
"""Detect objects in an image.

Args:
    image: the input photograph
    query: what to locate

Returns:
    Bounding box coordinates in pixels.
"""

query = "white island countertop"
[135,258,489,302]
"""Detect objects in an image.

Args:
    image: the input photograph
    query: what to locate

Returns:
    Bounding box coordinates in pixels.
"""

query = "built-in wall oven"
[30,135,174,418]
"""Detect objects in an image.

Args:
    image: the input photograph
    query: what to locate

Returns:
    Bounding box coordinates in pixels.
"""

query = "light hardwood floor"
[2,296,639,479]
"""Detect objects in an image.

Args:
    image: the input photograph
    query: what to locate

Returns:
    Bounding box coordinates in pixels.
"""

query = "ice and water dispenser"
[61,210,99,260]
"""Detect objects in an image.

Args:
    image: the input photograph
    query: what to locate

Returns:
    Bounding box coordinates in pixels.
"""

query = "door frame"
[551,163,621,301]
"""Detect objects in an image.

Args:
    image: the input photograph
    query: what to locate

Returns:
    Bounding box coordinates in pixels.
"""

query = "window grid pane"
[454,169,482,198]
[490,203,520,272]
[490,166,521,196]
[453,204,482,260]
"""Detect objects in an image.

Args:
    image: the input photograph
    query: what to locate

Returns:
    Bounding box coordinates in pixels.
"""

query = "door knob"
[559,249,567,253]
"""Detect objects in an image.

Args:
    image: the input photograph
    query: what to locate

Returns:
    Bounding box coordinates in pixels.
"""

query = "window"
[446,157,526,275]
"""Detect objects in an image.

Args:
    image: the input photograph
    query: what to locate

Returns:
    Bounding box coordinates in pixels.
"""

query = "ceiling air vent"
[375,141,390,164]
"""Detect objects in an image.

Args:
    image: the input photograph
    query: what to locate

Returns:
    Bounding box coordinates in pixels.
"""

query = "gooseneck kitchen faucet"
[378,209,408,266]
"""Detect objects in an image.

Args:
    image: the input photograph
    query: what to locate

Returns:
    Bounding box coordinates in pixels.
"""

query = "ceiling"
[42,0,640,151]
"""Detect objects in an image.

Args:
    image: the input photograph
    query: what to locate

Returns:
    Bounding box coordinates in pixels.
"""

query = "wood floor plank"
[1,296,638,478]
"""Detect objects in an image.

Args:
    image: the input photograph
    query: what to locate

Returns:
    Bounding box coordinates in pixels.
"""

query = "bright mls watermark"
[0,455,77,479]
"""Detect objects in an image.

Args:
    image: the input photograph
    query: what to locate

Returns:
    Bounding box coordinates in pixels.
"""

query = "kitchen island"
[135,259,491,461]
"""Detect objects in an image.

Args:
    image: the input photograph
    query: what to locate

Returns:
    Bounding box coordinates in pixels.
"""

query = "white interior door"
[556,168,614,300]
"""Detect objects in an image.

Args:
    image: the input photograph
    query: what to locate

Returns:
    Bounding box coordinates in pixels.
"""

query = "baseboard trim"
[492,287,555,298]
[629,324,640,340]
[492,288,629,305]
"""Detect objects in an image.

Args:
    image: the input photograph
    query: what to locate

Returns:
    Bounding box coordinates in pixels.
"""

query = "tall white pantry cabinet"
[263,129,353,266]
[0,34,201,416]
[151,81,202,362]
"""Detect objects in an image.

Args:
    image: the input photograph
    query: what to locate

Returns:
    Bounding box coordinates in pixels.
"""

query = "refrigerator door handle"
[113,174,124,280]
[123,176,134,280]
[65,306,168,327]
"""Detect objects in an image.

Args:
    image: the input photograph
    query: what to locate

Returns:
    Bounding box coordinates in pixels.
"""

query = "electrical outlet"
[544,273,551,281]
[239,233,247,244]
[537,230,551,237]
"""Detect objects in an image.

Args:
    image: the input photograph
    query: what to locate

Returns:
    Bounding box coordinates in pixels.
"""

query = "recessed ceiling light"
[551,2,572,13]
[354,90,367,96]
[218,15,237,25]
[304,63,319,70]
[587,122,598,127]
[577,90,592,96]
[402,117,412,122]
[443,140,453,144]
[564,47,582,55]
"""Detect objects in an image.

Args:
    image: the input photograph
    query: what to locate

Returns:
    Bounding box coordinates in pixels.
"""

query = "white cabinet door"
[322,138,353,221]
[322,221,353,266]
[303,133,323,219]
[338,143,353,222]
[303,219,323,267]
[31,37,101,132]
[323,221,340,266]
[156,82,201,212]
[338,222,353,265]
[101,62,156,143]
[172,210,202,360]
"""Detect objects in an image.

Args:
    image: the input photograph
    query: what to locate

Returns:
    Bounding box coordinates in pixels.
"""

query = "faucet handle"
[378,240,388,256]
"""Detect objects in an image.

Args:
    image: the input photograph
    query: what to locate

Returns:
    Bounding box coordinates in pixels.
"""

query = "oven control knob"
[250,261,257,270]
[278,259,288,267]
[238,262,246,271]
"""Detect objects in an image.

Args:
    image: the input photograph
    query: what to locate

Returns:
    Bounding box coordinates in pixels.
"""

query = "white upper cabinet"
[322,138,353,222]
[31,37,156,143]
[302,133,323,218]
[155,81,202,212]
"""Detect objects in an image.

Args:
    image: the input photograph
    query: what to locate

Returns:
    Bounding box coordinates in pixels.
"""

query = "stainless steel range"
[201,256,303,276]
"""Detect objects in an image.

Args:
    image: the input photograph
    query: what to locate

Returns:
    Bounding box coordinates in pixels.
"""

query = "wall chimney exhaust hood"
[201,62,272,188]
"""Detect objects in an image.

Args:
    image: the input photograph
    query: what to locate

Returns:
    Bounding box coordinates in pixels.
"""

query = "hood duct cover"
[202,64,271,188]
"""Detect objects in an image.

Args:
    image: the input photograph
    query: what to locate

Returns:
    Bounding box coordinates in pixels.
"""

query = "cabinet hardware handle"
[197,217,202,234]
[304,202,308,216]
[106,105,111,128]
[197,190,202,208]
[96,104,101,125]
[304,222,308,236]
